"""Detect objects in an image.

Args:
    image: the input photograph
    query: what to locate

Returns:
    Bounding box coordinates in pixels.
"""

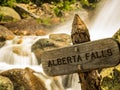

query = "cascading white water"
[54,0,120,41]
[90,0,120,40]
[0,36,48,71]
[0,0,120,90]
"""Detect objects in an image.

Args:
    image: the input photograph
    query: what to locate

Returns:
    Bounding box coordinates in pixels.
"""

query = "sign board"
[41,38,120,76]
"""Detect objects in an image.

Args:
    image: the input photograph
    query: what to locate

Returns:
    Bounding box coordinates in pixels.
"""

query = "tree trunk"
[71,14,101,90]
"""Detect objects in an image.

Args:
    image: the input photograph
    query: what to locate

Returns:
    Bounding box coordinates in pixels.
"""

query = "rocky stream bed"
[0,0,120,90]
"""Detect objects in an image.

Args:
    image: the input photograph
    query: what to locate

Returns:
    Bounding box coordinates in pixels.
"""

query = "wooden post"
[71,14,101,90]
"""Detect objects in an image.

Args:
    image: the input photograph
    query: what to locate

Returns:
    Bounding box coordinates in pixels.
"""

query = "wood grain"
[71,14,99,90]
[41,38,120,76]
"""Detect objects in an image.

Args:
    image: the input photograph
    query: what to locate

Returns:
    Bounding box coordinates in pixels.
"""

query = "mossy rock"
[0,6,21,22]
[100,65,120,90]
[113,28,120,43]
[100,29,120,90]
[0,75,14,90]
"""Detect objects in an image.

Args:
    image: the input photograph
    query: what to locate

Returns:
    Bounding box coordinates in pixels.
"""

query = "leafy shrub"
[16,0,31,4]
[80,0,99,9]
[0,0,31,7]
[0,0,16,7]
[54,0,77,16]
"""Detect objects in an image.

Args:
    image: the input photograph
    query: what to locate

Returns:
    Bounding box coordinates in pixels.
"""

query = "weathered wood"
[71,14,90,44]
[71,14,100,90]
[41,38,120,76]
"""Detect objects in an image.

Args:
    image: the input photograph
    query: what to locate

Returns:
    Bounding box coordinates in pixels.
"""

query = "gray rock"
[0,6,21,22]
[31,38,59,52]
[49,33,71,43]
[31,38,60,64]
[32,34,71,64]
[0,75,14,90]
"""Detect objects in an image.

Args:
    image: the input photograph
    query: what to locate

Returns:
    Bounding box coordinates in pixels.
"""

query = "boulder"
[31,38,60,64]
[0,68,47,90]
[0,25,15,40]
[3,19,50,36]
[100,29,120,90]
[32,34,71,64]
[100,66,120,90]
[0,6,21,22]
[0,75,14,90]
[49,33,71,43]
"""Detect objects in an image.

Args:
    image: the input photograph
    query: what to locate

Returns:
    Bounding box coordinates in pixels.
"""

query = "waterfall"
[0,0,120,90]
[0,36,48,71]
[53,0,120,41]
[90,0,120,40]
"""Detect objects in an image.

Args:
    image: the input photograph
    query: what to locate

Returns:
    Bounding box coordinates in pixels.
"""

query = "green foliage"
[0,14,4,21]
[16,0,31,4]
[0,0,31,7]
[80,0,97,9]
[0,0,16,7]
[37,18,51,25]
[54,7,60,16]
[101,68,120,90]
[0,14,17,22]
[54,0,77,16]
[63,1,71,10]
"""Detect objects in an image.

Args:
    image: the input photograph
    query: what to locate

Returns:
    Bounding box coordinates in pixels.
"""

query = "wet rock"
[12,46,30,56]
[12,36,23,44]
[0,75,14,90]
[31,38,58,52]
[50,17,61,25]
[0,25,15,40]
[31,38,59,64]
[3,19,50,36]
[32,34,71,64]
[0,6,21,22]
[0,68,47,90]
[49,33,71,43]
[34,30,47,36]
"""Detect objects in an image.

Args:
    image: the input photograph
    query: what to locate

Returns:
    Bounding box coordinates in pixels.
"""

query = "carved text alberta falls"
[48,48,113,67]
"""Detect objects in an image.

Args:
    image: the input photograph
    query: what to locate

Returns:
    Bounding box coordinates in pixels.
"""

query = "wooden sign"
[41,38,120,76]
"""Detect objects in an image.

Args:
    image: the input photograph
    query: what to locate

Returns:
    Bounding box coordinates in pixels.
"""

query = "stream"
[0,0,120,90]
